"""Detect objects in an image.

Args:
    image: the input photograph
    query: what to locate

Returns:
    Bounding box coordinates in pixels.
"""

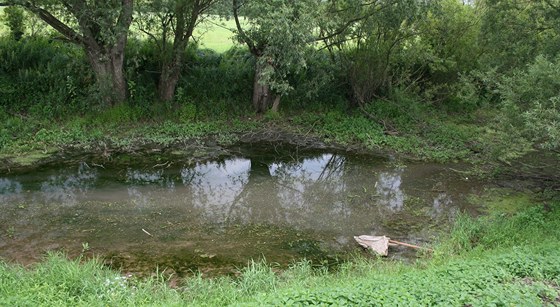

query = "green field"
[194,17,240,52]
[130,15,242,52]
[0,10,239,52]
[0,7,5,34]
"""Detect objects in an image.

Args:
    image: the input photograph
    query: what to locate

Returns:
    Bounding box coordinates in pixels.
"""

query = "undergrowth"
[0,103,536,167]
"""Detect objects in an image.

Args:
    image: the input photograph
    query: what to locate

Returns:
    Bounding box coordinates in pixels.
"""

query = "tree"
[136,0,216,102]
[0,0,134,105]
[231,0,318,113]
[318,0,429,107]
[478,0,560,71]
[414,0,481,104]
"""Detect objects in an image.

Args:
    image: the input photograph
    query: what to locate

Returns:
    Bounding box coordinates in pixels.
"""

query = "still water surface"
[0,146,481,275]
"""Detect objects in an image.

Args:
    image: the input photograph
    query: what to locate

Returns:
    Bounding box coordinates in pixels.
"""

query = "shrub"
[498,55,560,149]
[1,6,25,40]
[0,37,93,116]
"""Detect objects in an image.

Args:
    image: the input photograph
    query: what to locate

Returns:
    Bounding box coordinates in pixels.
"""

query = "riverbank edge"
[0,111,514,174]
[0,119,396,173]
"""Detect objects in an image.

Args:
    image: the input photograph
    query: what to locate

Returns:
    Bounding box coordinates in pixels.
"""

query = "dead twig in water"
[92,163,105,168]
[153,161,171,169]
[142,228,153,237]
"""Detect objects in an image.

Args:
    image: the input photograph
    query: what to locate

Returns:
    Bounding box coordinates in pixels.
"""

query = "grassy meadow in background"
[194,17,240,52]
[0,7,5,34]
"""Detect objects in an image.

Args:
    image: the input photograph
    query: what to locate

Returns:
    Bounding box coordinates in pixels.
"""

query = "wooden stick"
[389,240,433,252]
[142,228,153,237]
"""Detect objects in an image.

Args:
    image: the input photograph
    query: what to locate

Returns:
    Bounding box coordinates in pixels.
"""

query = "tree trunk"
[157,15,186,103]
[158,61,182,102]
[85,47,127,106]
[252,60,276,113]
[156,1,203,102]
[21,0,134,106]
[271,96,281,113]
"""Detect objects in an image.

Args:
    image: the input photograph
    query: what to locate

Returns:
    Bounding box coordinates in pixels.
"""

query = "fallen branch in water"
[354,235,433,256]
[153,161,171,169]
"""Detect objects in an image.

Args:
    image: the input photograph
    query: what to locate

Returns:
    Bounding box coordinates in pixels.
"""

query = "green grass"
[0,7,6,34]
[129,14,240,53]
[0,100,535,169]
[288,105,525,163]
[195,16,241,53]
[1,193,559,305]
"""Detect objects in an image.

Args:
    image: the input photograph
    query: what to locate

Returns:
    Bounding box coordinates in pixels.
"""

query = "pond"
[0,144,482,276]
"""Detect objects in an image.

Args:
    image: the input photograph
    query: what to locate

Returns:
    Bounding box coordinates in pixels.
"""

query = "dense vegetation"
[0,0,558,165]
[1,0,559,305]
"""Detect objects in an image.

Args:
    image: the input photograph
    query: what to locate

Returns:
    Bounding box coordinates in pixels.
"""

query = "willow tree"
[478,0,560,71]
[231,0,318,113]
[0,0,134,105]
[136,0,216,102]
[318,0,429,107]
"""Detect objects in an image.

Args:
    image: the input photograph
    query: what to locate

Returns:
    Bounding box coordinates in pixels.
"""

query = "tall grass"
[435,196,560,257]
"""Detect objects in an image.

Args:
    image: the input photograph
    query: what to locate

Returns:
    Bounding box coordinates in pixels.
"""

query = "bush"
[0,37,93,116]
[498,55,560,149]
[1,6,25,41]
[178,47,254,118]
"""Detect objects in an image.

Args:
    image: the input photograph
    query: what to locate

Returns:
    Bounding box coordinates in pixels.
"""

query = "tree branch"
[114,0,134,51]
[232,0,258,55]
[21,1,84,44]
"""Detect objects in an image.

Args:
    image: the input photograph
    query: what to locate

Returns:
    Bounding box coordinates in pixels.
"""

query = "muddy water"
[0,145,481,276]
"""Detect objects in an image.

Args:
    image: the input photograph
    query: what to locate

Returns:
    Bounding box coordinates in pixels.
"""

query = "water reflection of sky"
[376,169,405,212]
[268,154,348,225]
[181,158,251,221]
[0,178,23,204]
[0,154,470,236]
[39,162,97,205]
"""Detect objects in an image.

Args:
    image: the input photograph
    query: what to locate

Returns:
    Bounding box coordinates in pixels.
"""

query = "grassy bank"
[1,193,559,306]
[0,100,531,172]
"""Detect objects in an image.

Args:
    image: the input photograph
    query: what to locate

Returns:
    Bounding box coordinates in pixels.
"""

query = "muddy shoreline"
[0,128,390,174]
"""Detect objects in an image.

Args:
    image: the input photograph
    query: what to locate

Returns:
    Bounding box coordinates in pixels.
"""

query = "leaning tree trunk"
[18,1,133,106]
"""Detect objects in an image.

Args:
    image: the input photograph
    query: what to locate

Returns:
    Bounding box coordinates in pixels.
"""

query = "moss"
[469,189,539,215]
[10,149,56,166]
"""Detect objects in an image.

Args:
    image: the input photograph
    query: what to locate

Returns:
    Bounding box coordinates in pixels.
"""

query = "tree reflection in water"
[0,150,481,272]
